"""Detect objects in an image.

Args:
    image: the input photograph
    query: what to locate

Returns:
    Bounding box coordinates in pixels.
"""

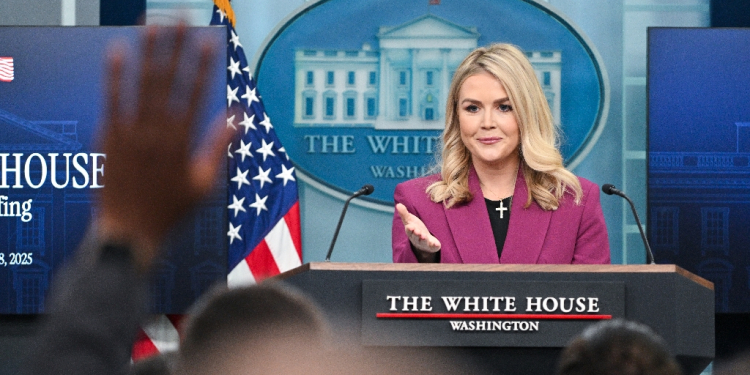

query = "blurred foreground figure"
[23,25,229,375]
[175,283,329,375]
[174,282,470,375]
[556,319,683,375]
[714,352,750,375]
[129,351,178,375]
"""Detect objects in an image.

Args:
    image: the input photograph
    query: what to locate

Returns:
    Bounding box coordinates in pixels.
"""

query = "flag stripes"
[132,314,183,361]
[227,204,302,287]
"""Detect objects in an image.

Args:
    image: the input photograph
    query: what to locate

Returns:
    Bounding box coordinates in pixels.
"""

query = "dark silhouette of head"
[556,319,682,375]
[175,282,328,375]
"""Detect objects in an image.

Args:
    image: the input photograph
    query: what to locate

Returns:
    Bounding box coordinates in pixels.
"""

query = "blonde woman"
[393,44,610,264]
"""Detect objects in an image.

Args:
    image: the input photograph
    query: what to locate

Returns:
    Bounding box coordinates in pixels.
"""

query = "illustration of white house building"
[293,14,561,130]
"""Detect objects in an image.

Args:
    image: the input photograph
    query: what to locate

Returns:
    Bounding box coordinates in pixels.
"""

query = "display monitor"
[648,27,750,312]
[0,26,227,314]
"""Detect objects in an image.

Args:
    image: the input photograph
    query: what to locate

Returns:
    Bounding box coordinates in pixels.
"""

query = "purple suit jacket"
[392,167,610,264]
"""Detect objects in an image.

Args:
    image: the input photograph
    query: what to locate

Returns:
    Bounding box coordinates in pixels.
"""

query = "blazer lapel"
[500,168,552,264]
[444,167,499,263]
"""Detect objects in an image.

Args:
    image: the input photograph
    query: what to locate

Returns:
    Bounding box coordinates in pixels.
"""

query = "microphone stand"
[602,184,656,265]
[325,185,374,262]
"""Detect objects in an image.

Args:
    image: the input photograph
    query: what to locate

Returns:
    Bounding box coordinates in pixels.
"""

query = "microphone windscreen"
[361,184,375,196]
[602,184,616,195]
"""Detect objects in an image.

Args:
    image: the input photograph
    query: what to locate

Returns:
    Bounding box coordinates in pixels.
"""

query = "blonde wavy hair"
[426,43,582,210]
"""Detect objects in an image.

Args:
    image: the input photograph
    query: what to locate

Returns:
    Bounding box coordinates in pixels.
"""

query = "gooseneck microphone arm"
[602,184,656,264]
[325,184,375,262]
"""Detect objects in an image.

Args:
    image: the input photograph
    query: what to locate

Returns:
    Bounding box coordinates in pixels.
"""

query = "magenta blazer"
[392,167,610,264]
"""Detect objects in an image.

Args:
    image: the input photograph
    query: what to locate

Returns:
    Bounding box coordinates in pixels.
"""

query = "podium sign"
[362,280,624,347]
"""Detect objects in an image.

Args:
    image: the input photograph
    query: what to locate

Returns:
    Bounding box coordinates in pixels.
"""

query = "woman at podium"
[393,44,610,264]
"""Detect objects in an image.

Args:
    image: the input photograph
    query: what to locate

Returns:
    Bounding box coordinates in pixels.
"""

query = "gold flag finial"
[213,0,236,27]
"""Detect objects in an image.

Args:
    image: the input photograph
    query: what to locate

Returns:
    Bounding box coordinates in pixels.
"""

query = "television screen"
[648,27,750,312]
[0,26,227,314]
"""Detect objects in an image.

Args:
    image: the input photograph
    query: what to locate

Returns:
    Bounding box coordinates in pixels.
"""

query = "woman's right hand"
[396,203,441,258]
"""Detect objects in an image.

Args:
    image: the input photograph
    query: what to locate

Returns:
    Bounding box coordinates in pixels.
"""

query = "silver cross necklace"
[496,198,511,219]
[481,165,519,220]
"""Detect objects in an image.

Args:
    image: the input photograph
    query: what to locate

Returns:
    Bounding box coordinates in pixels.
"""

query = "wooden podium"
[277,263,714,375]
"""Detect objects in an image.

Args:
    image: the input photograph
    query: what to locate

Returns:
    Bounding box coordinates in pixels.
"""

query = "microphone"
[325,184,375,262]
[601,184,655,264]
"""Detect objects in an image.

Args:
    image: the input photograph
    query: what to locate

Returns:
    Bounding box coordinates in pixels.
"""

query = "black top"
[485,196,512,261]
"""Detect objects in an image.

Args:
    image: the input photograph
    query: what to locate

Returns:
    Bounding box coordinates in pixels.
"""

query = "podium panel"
[277,263,714,375]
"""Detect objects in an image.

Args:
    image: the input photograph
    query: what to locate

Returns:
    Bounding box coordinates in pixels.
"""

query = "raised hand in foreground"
[98,25,232,272]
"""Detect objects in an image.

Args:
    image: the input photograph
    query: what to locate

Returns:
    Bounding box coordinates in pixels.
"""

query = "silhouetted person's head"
[556,319,682,375]
[175,282,328,375]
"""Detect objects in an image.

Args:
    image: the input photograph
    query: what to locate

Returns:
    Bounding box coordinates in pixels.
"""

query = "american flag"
[132,1,304,362]
[0,57,14,82]
[212,0,302,286]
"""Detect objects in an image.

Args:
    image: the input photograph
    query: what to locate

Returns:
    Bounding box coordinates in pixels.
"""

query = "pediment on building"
[378,14,479,40]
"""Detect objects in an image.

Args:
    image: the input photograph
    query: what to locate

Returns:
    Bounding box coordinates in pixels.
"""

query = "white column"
[379,53,389,119]
[441,49,449,120]
[410,48,417,118]
[61,0,76,25]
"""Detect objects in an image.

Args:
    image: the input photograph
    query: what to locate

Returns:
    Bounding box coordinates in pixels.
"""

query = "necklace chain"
[480,164,520,219]
[480,165,519,201]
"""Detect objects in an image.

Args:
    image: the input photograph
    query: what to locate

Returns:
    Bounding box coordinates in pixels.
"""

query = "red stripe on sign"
[246,240,281,281]
[376,313,612,320]
[131,330,160,361]
[284,202,302,260]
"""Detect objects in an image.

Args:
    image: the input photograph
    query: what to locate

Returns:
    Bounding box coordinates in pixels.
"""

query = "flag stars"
[216,8,226,23]
[249,194,268,216]
[241,86,259,106]
[228,57,242,80]
[227,84,240,107]
[239,112,256,134]
[256,139,275,162]
[215,9,299,280]
[235,139,253,162]
[229,30,242,51]
[231,167,250,189]
[259,114,273,133]
[253,166,273,189]
[227,222,242,244]
[276,165,296,186]
[228,195,247,217]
